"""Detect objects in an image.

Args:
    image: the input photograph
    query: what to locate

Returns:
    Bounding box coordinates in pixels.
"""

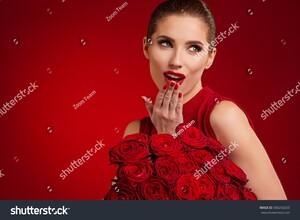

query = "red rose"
[213,196,228,200]
[207,137,224,150]
[222,160,248,185]
[215,184,226,198]
[109,139,150,164]
[209,163,231,183]
[206,138,226,156]
[155,157,181,184]
[217,184,243,200]
[174,153,197,174]
[123,133,150,144]
[150,134,183,157]
[105,131,257,201]
[224,184,243,200]
[189,149,214,165]
[104,181,140,200]
[197,174,216,200]
[177,125,208,149]
[117,159,153,185]
[138,177,172,200]
[243,188,258,200]
[174,173,201,200]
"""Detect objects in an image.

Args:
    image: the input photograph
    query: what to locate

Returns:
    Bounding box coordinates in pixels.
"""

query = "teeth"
[167,74,181,79]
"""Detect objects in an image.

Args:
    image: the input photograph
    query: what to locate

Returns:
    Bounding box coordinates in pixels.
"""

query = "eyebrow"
[157,35,204,46]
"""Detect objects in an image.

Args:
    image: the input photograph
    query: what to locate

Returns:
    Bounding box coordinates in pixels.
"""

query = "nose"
[169,49,182,69]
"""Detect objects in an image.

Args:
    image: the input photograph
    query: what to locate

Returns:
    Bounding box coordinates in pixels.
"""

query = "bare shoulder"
[210,100,249,129]
[209,100,253,143]
[123,120,141,137]
[209,102,287,199]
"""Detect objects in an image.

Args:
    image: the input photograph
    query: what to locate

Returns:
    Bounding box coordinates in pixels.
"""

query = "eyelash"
[158,40,202,53]
[189,45,202,53]
[158,40,172,48]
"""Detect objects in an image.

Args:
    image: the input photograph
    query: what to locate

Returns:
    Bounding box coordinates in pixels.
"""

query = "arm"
[210,101,287,200]
[111,120,140,185]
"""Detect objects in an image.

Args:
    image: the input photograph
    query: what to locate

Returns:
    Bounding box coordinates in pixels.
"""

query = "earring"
[147,38,153,45]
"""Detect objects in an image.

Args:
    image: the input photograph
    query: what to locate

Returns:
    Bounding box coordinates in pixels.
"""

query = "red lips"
[163,71,186,85]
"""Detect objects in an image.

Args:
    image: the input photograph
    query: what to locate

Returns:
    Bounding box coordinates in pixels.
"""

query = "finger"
[161,81,176,111]
[154,84,168,108]
[169,83,180,113]
[175,92,183,117]
[141,96,153,116]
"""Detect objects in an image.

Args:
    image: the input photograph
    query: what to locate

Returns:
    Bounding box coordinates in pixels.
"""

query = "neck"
[182,82,203,104]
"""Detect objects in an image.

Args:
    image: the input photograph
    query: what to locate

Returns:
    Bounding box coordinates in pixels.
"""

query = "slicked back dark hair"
[147,0,216,50]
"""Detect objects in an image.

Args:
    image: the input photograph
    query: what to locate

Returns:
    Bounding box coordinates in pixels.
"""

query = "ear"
[143,36,150,60]
[205,48,217,69]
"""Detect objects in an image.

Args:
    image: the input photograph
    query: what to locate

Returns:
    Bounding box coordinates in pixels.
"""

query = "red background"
[0,0,299,199]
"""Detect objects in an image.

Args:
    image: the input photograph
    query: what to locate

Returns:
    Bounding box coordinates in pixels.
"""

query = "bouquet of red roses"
[104,124,257,200]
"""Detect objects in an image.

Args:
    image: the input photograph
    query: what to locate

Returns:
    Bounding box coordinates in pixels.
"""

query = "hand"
[142,81,183,135]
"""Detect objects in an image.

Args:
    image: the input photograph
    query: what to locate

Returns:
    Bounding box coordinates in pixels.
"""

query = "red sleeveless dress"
[139,86,254,140]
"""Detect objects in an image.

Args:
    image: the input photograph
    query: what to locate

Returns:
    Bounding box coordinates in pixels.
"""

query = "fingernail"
[141,96,147,103]
[170,81,175,87]
[174,83,179,90]
[163,84,168,90]
[178,92,182,98]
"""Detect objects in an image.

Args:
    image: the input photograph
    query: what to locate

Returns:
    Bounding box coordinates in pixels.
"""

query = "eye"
[188,45,202,53]
[158,40,172,48]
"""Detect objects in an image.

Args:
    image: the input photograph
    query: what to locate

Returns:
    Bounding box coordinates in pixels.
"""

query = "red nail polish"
[174,84,179,90]
[163,84,168,90]
[178,92,182,98]
[170,82,175,87]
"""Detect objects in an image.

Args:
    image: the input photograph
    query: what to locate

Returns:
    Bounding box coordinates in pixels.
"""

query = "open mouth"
[163,71,186,85]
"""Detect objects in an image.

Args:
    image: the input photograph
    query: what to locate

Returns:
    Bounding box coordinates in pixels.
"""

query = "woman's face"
[143,15,216,102]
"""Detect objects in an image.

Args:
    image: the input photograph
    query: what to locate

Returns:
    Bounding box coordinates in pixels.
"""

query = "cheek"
[149,48,170,69]
[181,58,207,89]
[148,49,170,83]
[185,56,207,73]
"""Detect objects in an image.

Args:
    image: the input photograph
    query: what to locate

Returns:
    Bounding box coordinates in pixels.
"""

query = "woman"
[115,0,287,200]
